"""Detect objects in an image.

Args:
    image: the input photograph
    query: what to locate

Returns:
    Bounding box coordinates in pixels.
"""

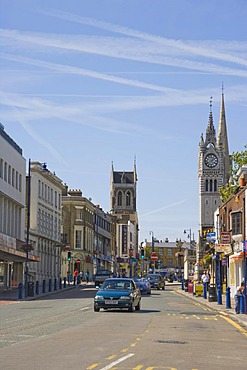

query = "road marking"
[120,348,129,352]
[220,315,247,337]
[106,354,117,360]
[133,366,144,369]
[86,364,99,369]
[98,353,134,370]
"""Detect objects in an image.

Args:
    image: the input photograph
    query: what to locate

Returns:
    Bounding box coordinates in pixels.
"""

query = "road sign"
[151,252,158,261]
[221,232,230,244]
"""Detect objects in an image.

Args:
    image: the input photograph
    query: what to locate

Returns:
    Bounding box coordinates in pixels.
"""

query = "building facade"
[0,124,38,291]
[27,162,64,284]
[217,166,247,297]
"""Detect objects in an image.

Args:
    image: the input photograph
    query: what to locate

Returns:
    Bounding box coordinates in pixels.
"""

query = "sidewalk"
[175,285,247,330]
[0,281,92,303]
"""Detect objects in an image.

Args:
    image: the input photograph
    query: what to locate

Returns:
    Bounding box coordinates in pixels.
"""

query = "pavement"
[175,284,247,330]
[1,281,247,331]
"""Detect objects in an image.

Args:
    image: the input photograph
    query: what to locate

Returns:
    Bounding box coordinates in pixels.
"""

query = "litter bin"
[208,285,217,302]
[188,281,193,293]
[27,282,34,297]
[184,279,189,292]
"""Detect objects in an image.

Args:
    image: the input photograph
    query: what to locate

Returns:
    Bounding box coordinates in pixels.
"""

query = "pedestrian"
[79,270,83,282]
[85,270,90,283]
[234,282,244,314]
[201,270,210,290]
[73,269,78,285]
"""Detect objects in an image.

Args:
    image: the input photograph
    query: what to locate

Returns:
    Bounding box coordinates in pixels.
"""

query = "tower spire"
[205,97,216,147]
[217,86,230,183]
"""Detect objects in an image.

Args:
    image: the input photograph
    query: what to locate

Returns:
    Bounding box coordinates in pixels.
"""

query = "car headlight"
[95,295,104,300]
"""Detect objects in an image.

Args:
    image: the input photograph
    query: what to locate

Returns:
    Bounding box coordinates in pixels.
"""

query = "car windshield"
[101,280,132,290]
[96,270,111,275]
[147,274,159,280]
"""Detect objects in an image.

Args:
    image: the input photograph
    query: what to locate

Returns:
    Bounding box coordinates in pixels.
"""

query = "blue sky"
[1,0,247,244]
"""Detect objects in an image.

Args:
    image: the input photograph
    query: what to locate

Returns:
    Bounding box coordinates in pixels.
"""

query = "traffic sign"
[151,252,158,261]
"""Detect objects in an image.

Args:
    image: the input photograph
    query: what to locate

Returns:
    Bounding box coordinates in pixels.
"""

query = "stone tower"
[198,92,230,237]
[110,161,139,276]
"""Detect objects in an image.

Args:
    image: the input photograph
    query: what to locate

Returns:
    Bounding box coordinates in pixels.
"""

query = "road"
[0,284,246,370]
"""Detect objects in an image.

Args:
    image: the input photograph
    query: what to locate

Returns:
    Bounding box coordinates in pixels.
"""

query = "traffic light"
[68,251,71,261]
[141,248,145,259]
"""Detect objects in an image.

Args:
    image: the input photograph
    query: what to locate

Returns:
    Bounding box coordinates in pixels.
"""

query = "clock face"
[204,154,218,168]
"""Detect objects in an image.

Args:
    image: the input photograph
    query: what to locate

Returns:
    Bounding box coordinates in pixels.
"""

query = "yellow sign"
[195,283,203,296]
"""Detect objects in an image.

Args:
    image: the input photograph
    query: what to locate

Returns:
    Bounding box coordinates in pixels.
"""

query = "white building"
[0,124,37,290]
[28,162,65,285]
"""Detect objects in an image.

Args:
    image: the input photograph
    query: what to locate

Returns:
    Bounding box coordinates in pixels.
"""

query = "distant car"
[94,269,112,288]
[145,273,165,290]
[133,276,151,295]
[94,278,141,312]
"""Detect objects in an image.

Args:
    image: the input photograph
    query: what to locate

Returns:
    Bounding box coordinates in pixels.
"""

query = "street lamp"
[149,231,154,252]
[183,229,192,287]
[24,158,31,297]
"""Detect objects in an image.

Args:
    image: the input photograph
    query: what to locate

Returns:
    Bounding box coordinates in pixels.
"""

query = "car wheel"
[128,302,134,312]
[157,287,160,290]
[94,305,100,312]
[135,301,141,311]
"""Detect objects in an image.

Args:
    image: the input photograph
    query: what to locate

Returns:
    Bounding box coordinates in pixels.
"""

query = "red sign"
[221,232,231,244]
[76,259,81,264]
[151,252,158,261]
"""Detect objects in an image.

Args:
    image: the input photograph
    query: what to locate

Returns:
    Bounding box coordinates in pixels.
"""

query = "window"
[167,248,172,256]
[0,158,3,178]
[75,230,82,249]
[214,179,217,191]
[232,212,242,235]
[205,179,208,191]
[117,191,122,206]
[126,191,131,206]
[210,179,213,192]
[8,165,11,184]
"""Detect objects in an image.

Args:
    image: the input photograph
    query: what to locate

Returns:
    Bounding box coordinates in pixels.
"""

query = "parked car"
[145,273,165,290]
[94,278,141,312]
[94,269,112,288]
[133,276,151,295]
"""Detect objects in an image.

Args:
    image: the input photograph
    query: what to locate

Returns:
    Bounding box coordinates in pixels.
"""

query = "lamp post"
[149,231,154,272]
[184,229,192,284]
[24,158,31,297]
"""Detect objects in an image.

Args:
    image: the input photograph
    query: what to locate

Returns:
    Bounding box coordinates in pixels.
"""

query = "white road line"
[99,353,135,370]
[79,306,90,311]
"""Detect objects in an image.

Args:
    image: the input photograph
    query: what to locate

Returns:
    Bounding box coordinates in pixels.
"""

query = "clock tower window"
[117,191,123,206]
[126,191,131,206]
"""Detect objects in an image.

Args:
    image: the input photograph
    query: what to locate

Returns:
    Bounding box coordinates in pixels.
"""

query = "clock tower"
[198,92,230,238]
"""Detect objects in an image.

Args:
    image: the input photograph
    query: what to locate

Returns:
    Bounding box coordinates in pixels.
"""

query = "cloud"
[140,199,188,217]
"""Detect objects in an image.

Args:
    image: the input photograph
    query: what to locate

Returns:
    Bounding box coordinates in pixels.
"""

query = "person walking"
[85,270,90,283]
[234,282,244,314]
[201,270,210,290]
[79,270,83,283]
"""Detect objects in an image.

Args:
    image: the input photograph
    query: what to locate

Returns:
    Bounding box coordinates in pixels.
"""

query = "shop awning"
[0,245,40,263]
[229,251,245,262]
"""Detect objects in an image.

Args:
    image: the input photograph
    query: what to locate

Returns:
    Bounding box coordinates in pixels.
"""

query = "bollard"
[203,282,207,299]
[42,279,46,293]
[226,286,231,308]
[217,285,222,305]
[240,295,245,314]
[54,278,57,291]
[63,277,66,288]
[36,280,39,295]
[181,278,184,291]
[18,282,23,300]
[59,277,62,290]
[49,279,52,292]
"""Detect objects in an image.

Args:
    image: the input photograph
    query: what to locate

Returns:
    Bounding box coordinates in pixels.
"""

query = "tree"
[219,145,247,202]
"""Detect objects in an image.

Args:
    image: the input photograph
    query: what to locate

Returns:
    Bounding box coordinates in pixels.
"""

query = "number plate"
[106,300,118,304]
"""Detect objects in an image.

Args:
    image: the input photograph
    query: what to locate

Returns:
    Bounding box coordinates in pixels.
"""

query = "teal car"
[94,278,141,312]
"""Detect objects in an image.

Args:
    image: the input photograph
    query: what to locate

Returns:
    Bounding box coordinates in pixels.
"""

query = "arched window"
[126,191,131,206]
[205,179,208,192]
[210,179,213,192]
[214,179,217,192]
[117,191,122,206]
